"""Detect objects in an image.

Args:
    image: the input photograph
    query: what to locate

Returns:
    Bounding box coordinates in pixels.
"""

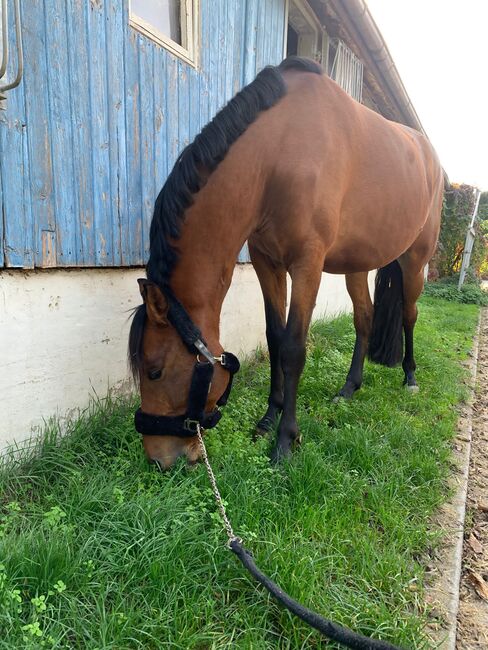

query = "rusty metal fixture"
[0,0,23,111]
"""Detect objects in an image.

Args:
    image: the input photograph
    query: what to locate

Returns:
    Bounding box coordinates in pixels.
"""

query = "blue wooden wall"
[0,0,286,268]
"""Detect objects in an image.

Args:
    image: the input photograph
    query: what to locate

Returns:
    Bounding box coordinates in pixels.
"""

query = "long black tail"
[368,261,404,367]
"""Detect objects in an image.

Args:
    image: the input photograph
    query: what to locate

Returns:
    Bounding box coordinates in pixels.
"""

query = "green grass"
[0,297,479,649]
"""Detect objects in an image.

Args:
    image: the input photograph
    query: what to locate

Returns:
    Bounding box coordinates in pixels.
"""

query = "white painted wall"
[0,266,362,451]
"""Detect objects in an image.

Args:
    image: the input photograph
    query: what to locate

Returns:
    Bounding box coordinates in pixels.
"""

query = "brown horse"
[129,56,444,470]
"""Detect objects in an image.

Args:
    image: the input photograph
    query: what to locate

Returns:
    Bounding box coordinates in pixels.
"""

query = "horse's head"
[129,279,239,469]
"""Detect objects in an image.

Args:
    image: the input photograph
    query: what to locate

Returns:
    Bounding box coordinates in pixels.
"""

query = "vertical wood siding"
[0,0,286,268]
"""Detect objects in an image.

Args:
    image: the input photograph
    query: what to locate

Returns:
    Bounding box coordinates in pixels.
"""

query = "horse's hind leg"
[337,272,373,399]
[249,244,287,435]
[398,262,425,390]
[398,188,442,390]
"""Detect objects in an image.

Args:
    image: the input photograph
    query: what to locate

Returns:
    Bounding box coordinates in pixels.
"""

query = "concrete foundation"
[0,266,366,451]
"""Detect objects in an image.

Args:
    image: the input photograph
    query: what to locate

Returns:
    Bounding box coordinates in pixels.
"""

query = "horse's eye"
[148,369,162,381]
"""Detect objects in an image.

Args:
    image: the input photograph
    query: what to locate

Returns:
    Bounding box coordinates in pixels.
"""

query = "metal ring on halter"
[197,353,226,365]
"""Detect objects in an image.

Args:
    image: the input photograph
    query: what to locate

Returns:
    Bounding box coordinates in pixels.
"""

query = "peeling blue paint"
[0,0,286,268]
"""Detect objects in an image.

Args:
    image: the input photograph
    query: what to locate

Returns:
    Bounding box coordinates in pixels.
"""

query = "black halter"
[134,291,240,438]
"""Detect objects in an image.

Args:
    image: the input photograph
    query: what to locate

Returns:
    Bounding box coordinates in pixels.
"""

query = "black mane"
[129,57,323,379]
[146,56,322,288]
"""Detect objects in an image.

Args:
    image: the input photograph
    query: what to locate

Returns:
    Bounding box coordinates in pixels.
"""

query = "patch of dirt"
[456,309,488,648]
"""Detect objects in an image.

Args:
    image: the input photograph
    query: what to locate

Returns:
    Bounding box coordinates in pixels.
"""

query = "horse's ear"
[137,279,169,326]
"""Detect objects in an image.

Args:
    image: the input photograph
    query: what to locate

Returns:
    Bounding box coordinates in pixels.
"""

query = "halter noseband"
[134,291,240,438]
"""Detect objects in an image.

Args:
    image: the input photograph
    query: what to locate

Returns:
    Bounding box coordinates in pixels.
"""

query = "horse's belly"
[323,237,412,274]
[323,249,379,274]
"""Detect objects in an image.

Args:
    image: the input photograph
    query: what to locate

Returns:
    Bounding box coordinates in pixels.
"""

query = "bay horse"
[129,56,443,470]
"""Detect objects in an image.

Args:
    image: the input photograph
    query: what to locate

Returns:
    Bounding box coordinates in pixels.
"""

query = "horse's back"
[252,69,443,274]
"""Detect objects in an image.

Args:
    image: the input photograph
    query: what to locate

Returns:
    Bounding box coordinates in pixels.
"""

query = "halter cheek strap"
[134,349,240,437]
[134,286,240,437]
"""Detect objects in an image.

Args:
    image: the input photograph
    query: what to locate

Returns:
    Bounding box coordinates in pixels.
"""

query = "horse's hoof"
[254,415,276,441]
[334,383,358,401]
[270,445,291,464]
[256,415,274,432]
[270,435,301,463]
[253,426,269,441]
[405,384,419,393]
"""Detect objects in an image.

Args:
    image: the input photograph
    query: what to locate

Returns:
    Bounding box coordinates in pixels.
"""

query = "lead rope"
[196,425,402,650]
[196,425,239,545]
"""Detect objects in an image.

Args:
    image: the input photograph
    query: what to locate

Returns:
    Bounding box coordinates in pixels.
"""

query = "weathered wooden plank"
[243,0,258,85]
[0,0,35,267]
[124,26,143,266]
[22,0,56,268]
[217,0,226,106]
[232,0,246,95]
[275,0,287,63]
[166,54,179,169]
[87,0,113,265]
[153,46,168,213]
[139,36,155,262]
[255,0,268,72]
[177,59,190,151]
[224,0,235,101]
[0,52,34,268]
[188,65,200,143]
[45,0,77,265]
[105,0,129,266]
[0,115,30,267]
[65,0,94,265]
[198,0,210,130]
[207,0,219,119]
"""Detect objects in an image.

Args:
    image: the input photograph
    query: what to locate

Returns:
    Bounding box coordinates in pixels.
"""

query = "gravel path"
[425,308,484,649]
[456,308,488,648]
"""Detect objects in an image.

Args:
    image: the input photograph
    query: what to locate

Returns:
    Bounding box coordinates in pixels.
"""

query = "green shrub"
[435,271,480,286]
[431,186,488,279]
[423,280,488,305]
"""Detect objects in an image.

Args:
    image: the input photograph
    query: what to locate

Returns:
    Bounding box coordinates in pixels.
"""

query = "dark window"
[287,25,299,56]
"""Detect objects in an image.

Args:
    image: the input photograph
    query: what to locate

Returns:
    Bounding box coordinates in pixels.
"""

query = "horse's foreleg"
[249,244,287,435]
[337,272,373,399]
[271,261,323,462]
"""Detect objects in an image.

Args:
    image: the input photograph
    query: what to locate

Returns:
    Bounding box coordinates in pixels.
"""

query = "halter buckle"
[183,418,200,433]
[194,339,216,364]
[196,352,227,366]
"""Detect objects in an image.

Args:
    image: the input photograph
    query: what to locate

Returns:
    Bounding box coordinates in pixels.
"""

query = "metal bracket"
[0,0,23,111]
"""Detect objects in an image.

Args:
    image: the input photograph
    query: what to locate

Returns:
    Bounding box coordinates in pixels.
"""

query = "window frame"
[285,0,322,61]
[129,0,199,67]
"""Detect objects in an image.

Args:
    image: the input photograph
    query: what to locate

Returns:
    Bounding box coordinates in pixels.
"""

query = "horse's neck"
[169,188,258,344]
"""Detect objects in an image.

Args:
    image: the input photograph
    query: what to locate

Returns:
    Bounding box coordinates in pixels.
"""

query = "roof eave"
[312,0,425,133]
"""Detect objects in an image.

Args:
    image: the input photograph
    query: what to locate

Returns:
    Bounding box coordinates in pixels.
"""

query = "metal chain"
[196,424,240,546]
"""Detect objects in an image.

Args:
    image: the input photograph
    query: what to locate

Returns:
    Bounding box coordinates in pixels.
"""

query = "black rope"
[230,540,403,650]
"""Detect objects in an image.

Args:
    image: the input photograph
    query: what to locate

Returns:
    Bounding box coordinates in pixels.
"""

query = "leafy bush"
[435,271,479,286]
[430,186,488,279]
[423,280,488,305]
